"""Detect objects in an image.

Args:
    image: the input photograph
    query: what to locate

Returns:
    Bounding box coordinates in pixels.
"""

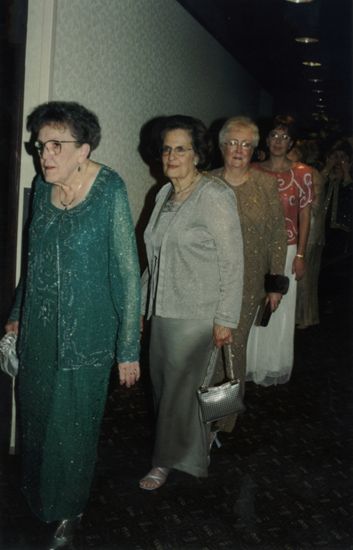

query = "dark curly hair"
[270,114,297,143]
[26,101,101,151]
[160,115,212,169]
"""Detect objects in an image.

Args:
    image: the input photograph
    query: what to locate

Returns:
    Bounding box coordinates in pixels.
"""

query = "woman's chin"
[43,171,56,184]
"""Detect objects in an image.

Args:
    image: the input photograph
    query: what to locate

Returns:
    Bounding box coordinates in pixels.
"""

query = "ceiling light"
[312,89,324,93]
[303,61,322,67]
[295,37,319,44]
[286,0,314,3]
[309,78,323,82]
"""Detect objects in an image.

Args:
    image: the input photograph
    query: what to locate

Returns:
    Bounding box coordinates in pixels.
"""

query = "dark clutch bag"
[254,299,272,327]
[255,274,290,327]
[197,344,245,423]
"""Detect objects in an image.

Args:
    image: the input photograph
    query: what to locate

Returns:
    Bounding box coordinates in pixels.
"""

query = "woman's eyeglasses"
[269,132,290,141]
[223,139,253,150]
[34,139,81,156]
[161,146,193,157]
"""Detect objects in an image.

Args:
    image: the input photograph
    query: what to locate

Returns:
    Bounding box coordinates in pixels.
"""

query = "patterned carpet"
[0,255,352,550]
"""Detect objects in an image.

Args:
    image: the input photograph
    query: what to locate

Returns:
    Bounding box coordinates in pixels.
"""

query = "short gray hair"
[219,116,260,148]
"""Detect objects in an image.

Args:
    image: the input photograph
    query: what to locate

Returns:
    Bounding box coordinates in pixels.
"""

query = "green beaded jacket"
[10,165,141,370]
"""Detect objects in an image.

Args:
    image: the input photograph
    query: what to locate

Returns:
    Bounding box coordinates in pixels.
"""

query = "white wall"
[18,0,272,271]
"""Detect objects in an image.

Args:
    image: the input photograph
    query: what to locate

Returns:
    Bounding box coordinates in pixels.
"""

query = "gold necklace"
[59,163,87,209]
[60,180,84,209]
[173,172,200,195]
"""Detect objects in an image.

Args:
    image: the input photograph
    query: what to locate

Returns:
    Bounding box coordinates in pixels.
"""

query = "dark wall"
[0,0,28,330]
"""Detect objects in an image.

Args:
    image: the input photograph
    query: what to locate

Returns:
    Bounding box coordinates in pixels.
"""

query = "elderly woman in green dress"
[139,115,244,490]
[5,101,141,548]
[211,116,287,433]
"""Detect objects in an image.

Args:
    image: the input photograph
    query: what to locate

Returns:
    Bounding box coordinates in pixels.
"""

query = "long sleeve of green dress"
[109,174,141,362]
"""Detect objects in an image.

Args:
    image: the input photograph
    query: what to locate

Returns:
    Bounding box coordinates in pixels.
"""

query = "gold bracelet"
[295,253,304,259]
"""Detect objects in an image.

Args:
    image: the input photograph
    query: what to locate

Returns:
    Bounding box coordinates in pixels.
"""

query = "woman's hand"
[213,324,233,348]
[292,256,305,281]
[5,320,19,335]
[118,361,140,388]
[267,292,282,312]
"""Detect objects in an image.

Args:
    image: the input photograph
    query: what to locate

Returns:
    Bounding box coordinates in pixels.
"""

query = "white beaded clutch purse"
[0,332,19,377]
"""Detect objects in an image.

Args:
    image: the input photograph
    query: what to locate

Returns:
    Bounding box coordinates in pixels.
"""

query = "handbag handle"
[200,344,235,389]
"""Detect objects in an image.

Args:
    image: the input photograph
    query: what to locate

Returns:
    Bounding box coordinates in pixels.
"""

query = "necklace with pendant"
[173,172,200,195]
[59,179,84,209]
[60,195,75,209]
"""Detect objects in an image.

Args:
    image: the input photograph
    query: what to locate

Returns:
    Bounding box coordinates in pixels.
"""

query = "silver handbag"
[197,344,244,423]
[0,332,19,377]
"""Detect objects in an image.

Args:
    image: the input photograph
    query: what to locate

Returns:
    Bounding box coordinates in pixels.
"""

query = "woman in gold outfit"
[211,116,287,433]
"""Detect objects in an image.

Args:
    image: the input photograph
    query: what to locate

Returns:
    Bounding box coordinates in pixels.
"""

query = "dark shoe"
[47,514,82,549]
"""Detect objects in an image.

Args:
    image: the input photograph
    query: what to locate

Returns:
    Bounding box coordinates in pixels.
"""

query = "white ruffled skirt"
[246,245,297,386]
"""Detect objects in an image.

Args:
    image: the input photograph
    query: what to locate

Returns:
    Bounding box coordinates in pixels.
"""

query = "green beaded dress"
[10,165,140,522]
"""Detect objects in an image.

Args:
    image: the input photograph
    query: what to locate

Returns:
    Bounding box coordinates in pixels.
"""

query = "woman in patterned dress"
[5,101,141,548]
[247,115,313,386]
[287,140,326,328]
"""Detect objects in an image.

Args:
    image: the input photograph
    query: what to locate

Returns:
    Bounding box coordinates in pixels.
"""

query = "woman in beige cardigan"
[140,115,244,490]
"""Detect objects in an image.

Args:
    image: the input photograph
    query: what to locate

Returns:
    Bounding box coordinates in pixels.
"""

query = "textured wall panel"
[49,0,269,223]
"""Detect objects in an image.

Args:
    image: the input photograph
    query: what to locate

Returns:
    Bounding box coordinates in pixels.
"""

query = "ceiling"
[177,0,352,135]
